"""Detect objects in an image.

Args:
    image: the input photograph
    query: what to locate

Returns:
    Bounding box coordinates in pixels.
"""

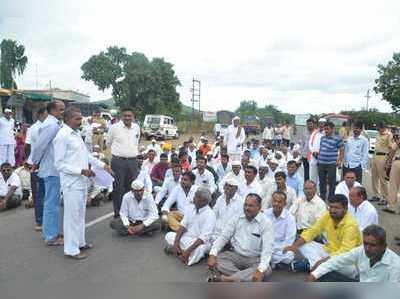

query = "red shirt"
[199,144,212,156]
[180,160,191,172]
[150,162,169,181]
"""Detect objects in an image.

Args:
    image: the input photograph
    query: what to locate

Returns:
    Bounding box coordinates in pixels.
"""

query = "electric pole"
[365,89,371,111]
[190,78,201,132]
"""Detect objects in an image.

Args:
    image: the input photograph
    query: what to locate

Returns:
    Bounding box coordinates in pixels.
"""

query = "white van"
[143,114,179,140]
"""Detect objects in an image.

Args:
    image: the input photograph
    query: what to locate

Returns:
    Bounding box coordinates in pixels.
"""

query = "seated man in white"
[154,164,181,208]
[263,171,296,211]
[283,194,362,275]
[335,170,361,200]
[238,165,262,199]
[264,191,297,269]
[110,180,160,236]
[135,154,153,195]
[214,153,231,184]
[142,149,159,173]
[348,186,378,231]
[161,171,198,231]
[207,193,274,282]
[218,160,245,191]
[266,158,280,179]
[0,162,22,211]
[164,188,216,266]
[307,225,400,282]
[290,180,326,232]
[257,164,274,202]
[213,177,243,240]
[192,156,216,194]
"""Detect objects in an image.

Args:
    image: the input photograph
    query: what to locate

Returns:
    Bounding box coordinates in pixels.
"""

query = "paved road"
[0,162,399,297]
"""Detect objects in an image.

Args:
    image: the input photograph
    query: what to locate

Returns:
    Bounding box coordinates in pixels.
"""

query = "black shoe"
[382,208,396,214]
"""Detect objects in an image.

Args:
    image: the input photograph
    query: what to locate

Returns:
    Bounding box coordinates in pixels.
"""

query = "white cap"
[151,138,156,142]
[319,117,327,122]
[224,177,239,187]
[131,180,144,190]
[233,116,240,121]
[269,158,279,165]
[231,160,241,166]
[4,108,12,113]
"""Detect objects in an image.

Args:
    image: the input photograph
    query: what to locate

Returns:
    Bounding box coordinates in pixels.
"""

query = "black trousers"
[302,157,310,182]
[110,156,138,217]
[317,271,359,282]
[318,163,337,201]
[342,165,363,184]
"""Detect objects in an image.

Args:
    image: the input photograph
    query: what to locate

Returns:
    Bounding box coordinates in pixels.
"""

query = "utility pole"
[35,64,38,89]
[365,89,371,111]
[190,78,201,132]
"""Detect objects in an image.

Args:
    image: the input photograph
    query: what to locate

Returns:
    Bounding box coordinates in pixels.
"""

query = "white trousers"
[271,249,295,265]
[165,232,210,266]
[0,144,15,166]
[63,186,87,255]
[309,163,319,188]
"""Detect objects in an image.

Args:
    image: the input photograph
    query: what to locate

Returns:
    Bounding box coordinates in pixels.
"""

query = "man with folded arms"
[164,188,216,266]
[110,180,160,237]
[307,225,400,282]
[207,193,274,282]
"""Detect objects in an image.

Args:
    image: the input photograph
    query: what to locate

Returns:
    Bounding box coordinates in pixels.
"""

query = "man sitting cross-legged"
[164,188,216,266]
[0,162,22,211]
[110,180,160,236]
[207,193,274,282]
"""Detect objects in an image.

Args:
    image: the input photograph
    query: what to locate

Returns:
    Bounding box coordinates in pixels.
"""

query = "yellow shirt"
[301,211,362,256]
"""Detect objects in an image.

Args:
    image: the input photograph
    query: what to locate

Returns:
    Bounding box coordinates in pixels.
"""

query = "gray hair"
[64,106,81,121]
[363,225,386,245]
[195,187,212,203]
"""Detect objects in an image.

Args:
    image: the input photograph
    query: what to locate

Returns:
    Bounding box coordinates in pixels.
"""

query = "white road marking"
[85,212,114,228]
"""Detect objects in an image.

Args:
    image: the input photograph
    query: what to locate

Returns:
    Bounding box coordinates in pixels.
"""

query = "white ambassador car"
[364,129,379,153]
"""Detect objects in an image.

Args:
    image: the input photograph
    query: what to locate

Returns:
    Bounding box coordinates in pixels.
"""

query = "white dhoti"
[271,248,295,265]
[165,232,211,266]
[0,144,15,166]
[63,186,87,256]
[309,162,319,189]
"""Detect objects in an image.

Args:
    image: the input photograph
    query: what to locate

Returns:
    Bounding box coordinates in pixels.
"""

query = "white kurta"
[225,124,245,160]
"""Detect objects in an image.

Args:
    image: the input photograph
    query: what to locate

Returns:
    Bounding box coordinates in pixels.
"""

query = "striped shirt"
[318,134,343,164]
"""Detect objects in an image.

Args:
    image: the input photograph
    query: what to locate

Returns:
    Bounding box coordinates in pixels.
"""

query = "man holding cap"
[0,108,16,166]
[110,179,160,236]
[225,116,245,162]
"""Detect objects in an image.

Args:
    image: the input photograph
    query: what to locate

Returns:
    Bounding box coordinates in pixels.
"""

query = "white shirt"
[218,171,245,191]
[26,120,43,164]
[142,158,159,174]
[136,168,153,195]
[214,162,232,183]
[308,130,324,165]
[106,121,140,158]
[192,169,216,194]
[213,193,244,237]
[210,213,274,272]
[312,246,400,282]
[263,184,297,211]
[181,205,216,245]
[161,184,198,213]
[225,124,245,155]
[238,179,263,199]
[146,143,162,156]
[262,127,274,140]
[0,172,22,197]
[14,166,31,190]
[264,208,297,252]
[155,176,180,204]
[289,195,327,230]
[335,181,362,200]
[119,192,159,227]
[54,125,105,190]
[0,116,15,145]
[348,200,379,231]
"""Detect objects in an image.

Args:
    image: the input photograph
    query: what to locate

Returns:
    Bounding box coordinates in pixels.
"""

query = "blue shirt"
[286,172,305,197]
[250,148,261,160]
[32,114,62,178]
[318,134,343,165]
[344,135,369,169]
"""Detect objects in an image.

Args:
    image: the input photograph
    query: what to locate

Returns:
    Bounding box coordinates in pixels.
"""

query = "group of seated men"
[106,136,400,282]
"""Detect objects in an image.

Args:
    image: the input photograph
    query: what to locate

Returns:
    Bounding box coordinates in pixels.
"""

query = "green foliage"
[374,52,400,112]
[235,100,294,125]
[81,46,181,119]
[340,109,400,129]
[0,39,28,89]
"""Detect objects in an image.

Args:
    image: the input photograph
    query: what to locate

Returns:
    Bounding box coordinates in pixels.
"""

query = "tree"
[0,39,28,89]
[374,52,400,112]
[81,46,181,119]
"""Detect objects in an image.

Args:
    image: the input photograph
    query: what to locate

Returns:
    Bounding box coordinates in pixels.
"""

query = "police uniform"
[371,131,392,202]
[91,116,107,150]
[387,143,400,212]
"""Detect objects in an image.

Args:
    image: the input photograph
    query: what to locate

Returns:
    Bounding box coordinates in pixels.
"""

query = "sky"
[1,0,399,114]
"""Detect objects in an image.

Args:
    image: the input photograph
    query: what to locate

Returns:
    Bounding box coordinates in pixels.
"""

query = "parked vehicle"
[243,115,261,135]
[143,114,179,140]
[364,129,378,153]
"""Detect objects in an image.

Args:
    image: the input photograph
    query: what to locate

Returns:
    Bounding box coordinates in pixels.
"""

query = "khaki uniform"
[91,117,107,150]
[371,131,392,200]
[387,143,400,211]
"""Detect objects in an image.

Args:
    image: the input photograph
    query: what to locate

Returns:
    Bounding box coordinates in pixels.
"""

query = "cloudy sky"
[1,0,399,114]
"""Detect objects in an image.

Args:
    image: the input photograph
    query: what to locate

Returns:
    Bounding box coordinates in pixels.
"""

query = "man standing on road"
[308,118,326,187]
[0,108,16,166]
[317,122,344,201]
[262,123,274,144]
[371,123,392,205]
[54,107,112,260]
[343,121,369,184]
[107,107,140,218]
[384,134,400,214]
[32,100,65,246]
[91,109,107,150]
[225,116,245,162]
[299,118,316,182]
